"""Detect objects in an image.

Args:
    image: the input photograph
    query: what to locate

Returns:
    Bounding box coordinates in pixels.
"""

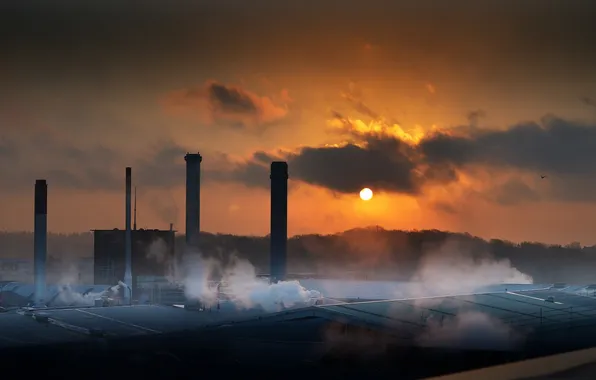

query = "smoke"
[416,311,526,351]
[402,238,533,299]
[180,251,321,312]
[53,283,122,307]
[48,257,123,307]
[317,237,534,355]
[180,253,221,306]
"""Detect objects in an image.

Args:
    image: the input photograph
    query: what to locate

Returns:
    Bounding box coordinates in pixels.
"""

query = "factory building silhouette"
[92,167,176,299]
[15,151,289,305]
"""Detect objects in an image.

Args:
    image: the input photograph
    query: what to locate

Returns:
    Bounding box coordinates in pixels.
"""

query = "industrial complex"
[2,151,596,377]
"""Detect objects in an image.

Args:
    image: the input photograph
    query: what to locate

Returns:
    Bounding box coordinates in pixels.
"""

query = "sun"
[359,187,373,201]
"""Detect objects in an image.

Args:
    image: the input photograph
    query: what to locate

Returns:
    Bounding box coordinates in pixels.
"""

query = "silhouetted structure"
[34,179,47,305]
[124,167,132,302]
[185,153,202,251]
[270,161,288,283]
[93,229,175,297]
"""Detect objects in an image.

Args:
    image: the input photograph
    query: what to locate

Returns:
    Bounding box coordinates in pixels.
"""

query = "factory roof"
[3,288,596,353]
[0,304,268,350]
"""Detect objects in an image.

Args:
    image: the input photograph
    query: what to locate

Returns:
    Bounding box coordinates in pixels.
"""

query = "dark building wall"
[93,229,175,294]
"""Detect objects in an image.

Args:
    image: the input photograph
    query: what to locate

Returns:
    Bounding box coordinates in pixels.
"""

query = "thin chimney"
[124,167,133,302]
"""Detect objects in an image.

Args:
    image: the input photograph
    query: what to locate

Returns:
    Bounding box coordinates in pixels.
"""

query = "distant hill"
[0,227,593,283]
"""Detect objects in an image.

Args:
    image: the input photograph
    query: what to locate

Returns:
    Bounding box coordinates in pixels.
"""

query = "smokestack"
[124,167,133,302]
[34,179,47,306]
[184,153,202,251]
[270,161,288,283]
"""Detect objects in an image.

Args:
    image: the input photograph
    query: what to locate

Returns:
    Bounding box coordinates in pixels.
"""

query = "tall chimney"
[124,167,133,302]
[34,179,47,306]
[184,153,202,251]
[270,161,288,283]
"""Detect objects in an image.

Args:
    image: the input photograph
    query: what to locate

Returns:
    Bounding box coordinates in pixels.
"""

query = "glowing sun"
[359,187,373,201]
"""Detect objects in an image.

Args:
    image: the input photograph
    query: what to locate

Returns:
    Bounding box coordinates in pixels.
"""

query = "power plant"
[1,150,291,307]
[3,150,596,379]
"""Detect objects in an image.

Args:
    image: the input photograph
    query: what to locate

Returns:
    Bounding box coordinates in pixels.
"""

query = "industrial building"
[92,228,176,297]
[4,154,596,377]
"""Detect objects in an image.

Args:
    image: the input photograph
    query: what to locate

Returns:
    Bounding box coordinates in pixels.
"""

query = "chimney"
[34,179,47,306]
[184,153,202,251]
[270,161,288,283]
[124,167,133,302]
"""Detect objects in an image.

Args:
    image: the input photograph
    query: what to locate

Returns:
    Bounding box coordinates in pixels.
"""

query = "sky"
[1,0,596,245]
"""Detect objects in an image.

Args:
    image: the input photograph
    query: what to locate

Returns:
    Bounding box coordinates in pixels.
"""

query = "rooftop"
[3,288,596,377]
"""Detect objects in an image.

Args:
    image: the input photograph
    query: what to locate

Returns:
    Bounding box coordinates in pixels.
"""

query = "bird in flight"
[540,175,547,179]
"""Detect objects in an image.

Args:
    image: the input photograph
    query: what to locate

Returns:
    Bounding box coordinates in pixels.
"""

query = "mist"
[402,239,533,299]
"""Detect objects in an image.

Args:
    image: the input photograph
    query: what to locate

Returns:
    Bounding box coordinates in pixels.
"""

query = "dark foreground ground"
[0,330,533,380]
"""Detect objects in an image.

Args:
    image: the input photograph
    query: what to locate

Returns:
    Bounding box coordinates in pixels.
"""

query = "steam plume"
[403,238,533,299]
[180,251,321,312]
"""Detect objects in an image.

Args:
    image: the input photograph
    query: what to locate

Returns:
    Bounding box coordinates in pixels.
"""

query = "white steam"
[180,252,321,312]
[54,283,121,306]
[403,239,533,299]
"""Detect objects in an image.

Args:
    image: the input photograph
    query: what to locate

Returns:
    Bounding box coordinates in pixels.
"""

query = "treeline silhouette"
[0,227,593,284]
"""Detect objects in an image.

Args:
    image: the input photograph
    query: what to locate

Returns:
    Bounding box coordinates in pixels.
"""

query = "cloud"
[213,114,596,205]
[162,80,291,131]
[420,116,595,176]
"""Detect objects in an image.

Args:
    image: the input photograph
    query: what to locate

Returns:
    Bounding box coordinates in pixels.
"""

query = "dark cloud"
[217,116,596,205]
[421,116,596,176]
[288,138,419,194]
[208,83,258,114]
[163,81,290,131]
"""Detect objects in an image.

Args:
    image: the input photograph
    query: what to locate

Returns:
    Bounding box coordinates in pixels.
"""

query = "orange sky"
[1,1,596,245]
